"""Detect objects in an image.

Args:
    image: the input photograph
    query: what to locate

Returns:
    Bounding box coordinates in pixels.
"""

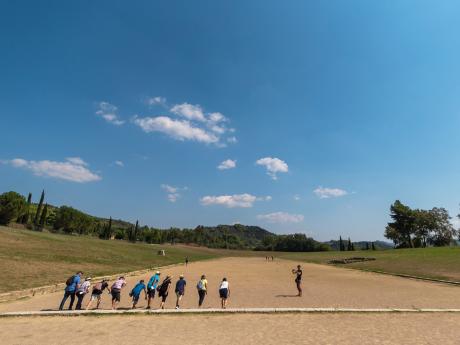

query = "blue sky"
[1,1,460,241]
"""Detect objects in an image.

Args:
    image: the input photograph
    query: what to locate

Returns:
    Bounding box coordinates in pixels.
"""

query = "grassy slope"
[276,247,460,281]
[0,226,227,293]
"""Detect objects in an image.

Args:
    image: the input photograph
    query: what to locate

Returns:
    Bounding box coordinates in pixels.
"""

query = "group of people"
[58,259,303,311]
[58,270,231,310]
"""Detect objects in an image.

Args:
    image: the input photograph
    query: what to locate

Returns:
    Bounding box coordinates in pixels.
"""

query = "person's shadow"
[275,294,299,298]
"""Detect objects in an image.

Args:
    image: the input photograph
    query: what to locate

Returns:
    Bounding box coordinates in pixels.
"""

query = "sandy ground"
[2,313,460,345]
[2,257,460,312]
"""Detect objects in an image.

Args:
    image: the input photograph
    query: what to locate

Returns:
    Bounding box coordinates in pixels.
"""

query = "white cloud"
[5,157,101,183]
[313,186,348,199]
[257,196,272,201]
[257,212,304,224]
[217,159,236,170]
[95,101,124,126]
[294,195,301,201]
[256,157,289,180]
[208,112,226,123]
[114,160,124,167]
[227,136,238,144]
[170,103,206,122]
[161,184,187,203]
[133,116,219,144]
[201,193,258,208]
[147,96,166,106]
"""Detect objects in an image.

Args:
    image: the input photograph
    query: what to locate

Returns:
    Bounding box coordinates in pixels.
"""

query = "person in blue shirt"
[175,275,187,309]
[59,271,83,310]
[146,271,161,309]
[130,279,147,309]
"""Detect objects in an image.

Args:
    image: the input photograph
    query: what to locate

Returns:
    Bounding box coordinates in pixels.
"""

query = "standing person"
[175,275,187,309]
[292,265,303,297]
[146,271,161,309]
[197,274,208,307]
[59,271,83,310]
[86,279,110,310]
[130,279,147,309]
[75,277,91,310]
[158,275,172,309]
[111,276,126,310]
[185,257,189,266]
[219,278,230,309]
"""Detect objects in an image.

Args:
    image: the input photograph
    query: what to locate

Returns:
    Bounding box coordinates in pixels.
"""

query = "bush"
[0,191,26,225]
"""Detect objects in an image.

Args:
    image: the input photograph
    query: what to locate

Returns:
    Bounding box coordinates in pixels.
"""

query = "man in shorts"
[130,279,147,309]
[175,274,187,309]
[86,279,110,310]
[146,271,160,309]
[111,276,126,310]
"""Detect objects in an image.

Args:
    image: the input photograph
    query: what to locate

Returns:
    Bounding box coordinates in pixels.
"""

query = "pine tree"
[21,193,32,224]
[33,190,45,227]
[38,203,48,230]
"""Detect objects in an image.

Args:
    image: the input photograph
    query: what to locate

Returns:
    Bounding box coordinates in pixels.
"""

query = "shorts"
[147,287,156,298]
[159,292,168,302]
[176,291,184,297]
[111,289,121,302]
[132,294,140,303]
[90,293,102,301]
[219,288,228,299]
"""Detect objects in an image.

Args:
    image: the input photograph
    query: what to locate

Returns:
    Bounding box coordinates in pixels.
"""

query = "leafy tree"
[428,208,457,246]
[385,200,416,248]
[0,191,26,225]
[33,190,45,227]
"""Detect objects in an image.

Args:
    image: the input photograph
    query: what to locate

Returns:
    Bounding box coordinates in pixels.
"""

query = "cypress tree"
[371,242,376,250]
[347,238,352,251]
[33,190,45,227]
[339,236,344,251]
[365,242,370,250]
[38,203,48,230]
[107,217,113,239]
[20,193,32,224]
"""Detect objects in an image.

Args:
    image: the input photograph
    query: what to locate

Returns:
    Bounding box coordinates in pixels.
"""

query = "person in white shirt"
[219,278,230,309]
[75,277,91,310]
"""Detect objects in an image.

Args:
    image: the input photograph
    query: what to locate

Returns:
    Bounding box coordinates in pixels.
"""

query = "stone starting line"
[2,307,460,317]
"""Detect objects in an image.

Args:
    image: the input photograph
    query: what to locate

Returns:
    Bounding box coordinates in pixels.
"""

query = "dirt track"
[2,257,460,312]
[2,313,460,345]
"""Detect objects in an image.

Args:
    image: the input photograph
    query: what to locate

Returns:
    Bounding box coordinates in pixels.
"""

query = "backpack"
[196,280,203,290]
[65,275,75,286]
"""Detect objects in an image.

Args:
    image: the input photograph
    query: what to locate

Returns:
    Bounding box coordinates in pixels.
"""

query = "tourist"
[175,274,187,309]
[292,265,303,297]
[185,257,189,266]
[75,277,91,310]
[86,279,110,310]
[219,277,230,309]
[59,271,83,310]
[197,274,208,307]
[130,279,147,309]
[111,276,126,310]
[158,275,172,309]
[146,271,161,309]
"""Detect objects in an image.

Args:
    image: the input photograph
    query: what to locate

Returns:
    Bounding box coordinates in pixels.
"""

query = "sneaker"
[175,306,179,309]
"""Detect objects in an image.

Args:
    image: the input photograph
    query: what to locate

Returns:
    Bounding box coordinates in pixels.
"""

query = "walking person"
[86,279,110,310]
[75,277,91,310]
[146,271,161,309]
[197,274,208,307]
[175,274,187,309]
[111,276,126,310]
[59,271,83,310]
[185,257,189,266]
[130,279,147,309]
[219,277,230,309]
[292,265,303,297]
[158,275,172,309]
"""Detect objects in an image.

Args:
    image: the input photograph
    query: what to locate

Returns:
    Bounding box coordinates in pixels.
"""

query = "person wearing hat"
[175,274,187,309]
[130,279,147,309]
[146,271,161,309]
[197,274,208,307]
[158,275,172,309]
[86,278,110,310]
[75,276,91,310]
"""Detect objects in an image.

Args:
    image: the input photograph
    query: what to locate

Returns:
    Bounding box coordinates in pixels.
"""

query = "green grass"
[275,247,460,282]
[0,226,227,293]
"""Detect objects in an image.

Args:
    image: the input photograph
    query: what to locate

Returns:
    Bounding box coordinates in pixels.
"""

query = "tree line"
[384,200,458,248]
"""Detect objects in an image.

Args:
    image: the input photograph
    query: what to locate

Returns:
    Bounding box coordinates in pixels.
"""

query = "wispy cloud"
[293,195,301,201]
[114,160,124,167]
[256,157,289,180]
[133,116,219,144]
[200,193,270,208]
[161,184,187,203]
[4,157,101,183]
[171,103,207,122]
[257,212,304,224]
[95,102,124,126]
[217,159,236,170]
[313,186,348,199]
[146,96,167,107]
